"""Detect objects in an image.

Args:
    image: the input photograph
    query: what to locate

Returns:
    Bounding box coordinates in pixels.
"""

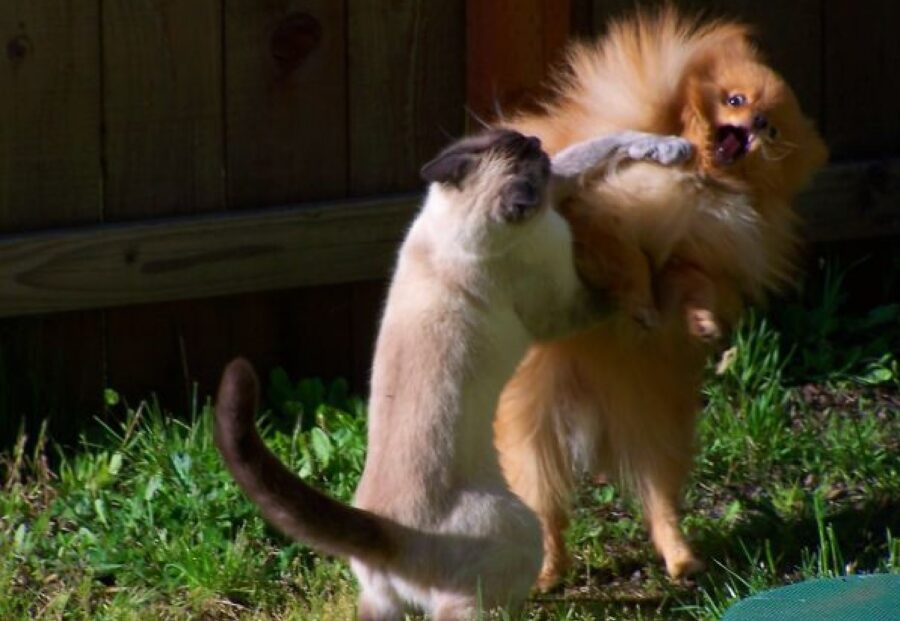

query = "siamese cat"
[214,129,691,620]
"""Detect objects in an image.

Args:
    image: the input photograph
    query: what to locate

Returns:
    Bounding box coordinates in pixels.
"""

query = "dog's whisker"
[464,105,492,130]
[761,147,792,162]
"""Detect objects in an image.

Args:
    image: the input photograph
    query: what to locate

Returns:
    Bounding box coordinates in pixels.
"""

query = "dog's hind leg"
[620,390,705,580]
[495,346,595,591]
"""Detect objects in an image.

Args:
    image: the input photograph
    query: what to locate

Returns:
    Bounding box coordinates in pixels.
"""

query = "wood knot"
[270,12,321,73]
[6,35,30,62]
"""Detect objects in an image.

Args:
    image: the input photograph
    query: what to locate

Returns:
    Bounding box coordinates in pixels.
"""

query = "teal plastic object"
[722,574,900,621]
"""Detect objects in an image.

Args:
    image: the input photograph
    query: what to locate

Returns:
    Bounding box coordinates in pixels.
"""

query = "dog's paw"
[535,555,569,593]
[628,136,693,166]
[687,308,722,342]
[666,551,706,583]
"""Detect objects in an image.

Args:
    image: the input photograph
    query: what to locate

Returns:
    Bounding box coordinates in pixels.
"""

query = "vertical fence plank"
[105,293,286,410]
[0,1,102,231]
[107,1,354,410]
[178,0,351,405]
[346,0,465,389]
[0,312,103,448]
[225,0,352,401]
[349,0,465,195]
[103,0,225,220]
[0,1,103,446]
[103,0,227,411]
[225,0,347,208]
[824,0,900,159]
[467,0,570,123]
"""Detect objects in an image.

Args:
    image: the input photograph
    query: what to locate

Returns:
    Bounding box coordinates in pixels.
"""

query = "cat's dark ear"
[420,151,474,186]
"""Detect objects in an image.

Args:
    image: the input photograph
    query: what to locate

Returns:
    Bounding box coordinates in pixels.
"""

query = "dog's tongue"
[716,132,742,162]
[715,126,748,164]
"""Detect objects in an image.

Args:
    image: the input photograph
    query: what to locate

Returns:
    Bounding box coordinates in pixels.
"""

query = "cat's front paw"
[627,136,693,166]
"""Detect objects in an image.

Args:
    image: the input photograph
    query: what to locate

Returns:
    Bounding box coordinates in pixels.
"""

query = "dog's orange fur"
[495,8,828,589]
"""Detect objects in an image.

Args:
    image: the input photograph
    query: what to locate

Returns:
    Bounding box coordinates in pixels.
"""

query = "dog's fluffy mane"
[516,8,755,150]
[509,6,827,303]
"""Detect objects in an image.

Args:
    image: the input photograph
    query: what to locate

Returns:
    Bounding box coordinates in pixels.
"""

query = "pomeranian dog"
[495,7,828,589]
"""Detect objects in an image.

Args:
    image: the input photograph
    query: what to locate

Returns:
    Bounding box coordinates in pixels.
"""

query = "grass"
[1,261,898,620]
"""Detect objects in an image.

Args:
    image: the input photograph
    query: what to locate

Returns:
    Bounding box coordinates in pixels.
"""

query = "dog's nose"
[752,113,769,131]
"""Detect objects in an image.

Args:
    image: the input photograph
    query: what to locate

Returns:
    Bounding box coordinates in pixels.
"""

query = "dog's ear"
[420,151,475,186]
[679,74,714,151]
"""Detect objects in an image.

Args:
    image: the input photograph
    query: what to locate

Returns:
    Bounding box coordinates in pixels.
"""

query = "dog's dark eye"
[769,126,779,139]
[726,94,747,107]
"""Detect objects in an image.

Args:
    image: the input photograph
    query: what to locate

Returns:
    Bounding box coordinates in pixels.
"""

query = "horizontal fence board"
[0,195,418,318]
[0,159,896,319]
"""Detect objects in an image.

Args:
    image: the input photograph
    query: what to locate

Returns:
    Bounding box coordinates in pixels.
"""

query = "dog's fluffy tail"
[214,358,396,565]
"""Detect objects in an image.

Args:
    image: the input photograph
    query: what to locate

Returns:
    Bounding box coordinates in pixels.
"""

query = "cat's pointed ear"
[420,151,474,186]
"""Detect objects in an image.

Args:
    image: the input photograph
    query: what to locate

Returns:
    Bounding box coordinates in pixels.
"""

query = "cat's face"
[420,130,551,225]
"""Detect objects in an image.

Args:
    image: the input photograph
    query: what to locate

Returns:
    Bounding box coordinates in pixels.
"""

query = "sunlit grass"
[1,260,898,619]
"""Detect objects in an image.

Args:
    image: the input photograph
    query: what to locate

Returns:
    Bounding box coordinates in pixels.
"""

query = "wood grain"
[349,0,465,195]
[0,1,104,444]
[0,159,895,321]
[225,0,347,208]
[0,195,419,318]
[466,0,570,124]
[0,0,102,232]
[103,0,227,414]
[105,291,287,411]
[103,0,225,220]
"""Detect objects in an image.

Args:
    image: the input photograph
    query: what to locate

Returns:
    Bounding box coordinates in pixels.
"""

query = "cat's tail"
[214,358,398,566]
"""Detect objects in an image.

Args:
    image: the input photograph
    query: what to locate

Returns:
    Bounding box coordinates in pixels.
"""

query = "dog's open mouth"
[714,125,750,165]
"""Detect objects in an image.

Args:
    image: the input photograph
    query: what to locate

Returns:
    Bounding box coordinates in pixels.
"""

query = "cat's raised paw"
[628,136,693,166]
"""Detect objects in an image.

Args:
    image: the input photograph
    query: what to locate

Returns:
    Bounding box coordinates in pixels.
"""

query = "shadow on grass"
[695,494,900,578]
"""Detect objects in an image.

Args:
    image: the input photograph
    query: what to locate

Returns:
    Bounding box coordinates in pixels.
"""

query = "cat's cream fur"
[214,129,691,620]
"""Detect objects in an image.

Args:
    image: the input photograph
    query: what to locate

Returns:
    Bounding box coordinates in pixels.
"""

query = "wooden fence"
[0,0,897,444]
